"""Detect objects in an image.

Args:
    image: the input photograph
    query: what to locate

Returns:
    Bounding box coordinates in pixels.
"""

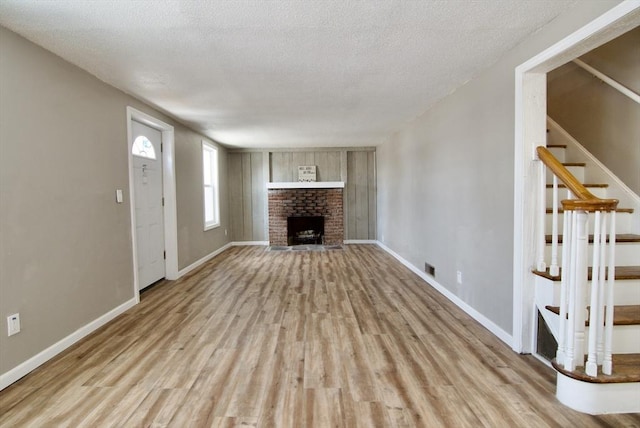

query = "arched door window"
[132,135,157,160]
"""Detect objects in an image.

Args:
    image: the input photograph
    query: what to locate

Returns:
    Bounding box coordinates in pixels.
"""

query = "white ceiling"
[0,0,577,148]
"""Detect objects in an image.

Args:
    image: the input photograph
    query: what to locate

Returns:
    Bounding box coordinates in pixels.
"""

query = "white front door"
[131,120,165,290]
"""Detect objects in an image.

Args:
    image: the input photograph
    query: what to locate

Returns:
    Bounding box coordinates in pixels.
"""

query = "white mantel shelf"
[266,181,345,189]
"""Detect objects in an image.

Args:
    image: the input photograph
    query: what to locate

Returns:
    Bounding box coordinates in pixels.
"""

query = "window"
[202,141,220,230]
[132,135,157,159]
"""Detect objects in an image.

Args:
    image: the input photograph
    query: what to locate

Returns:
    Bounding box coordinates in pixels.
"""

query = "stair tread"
[546,144,567,148]
[552,354,640,383]
[546,208,634,214]
[545,183,608,188]
[545,233,640,244]
[562,162,586,167]
[533,265,640,281]
[545,304,640,326]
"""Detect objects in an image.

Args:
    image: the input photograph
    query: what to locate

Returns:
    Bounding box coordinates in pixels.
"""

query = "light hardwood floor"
[1,245,639,427]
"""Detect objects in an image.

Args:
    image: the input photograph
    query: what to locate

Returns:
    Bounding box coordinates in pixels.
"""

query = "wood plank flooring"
[1,245,639,427]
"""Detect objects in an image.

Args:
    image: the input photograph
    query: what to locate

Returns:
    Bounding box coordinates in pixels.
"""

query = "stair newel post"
[586,210,602,376]
[537,160,547,272]
[549,175,560,276]
[573,209,590,369]
[556,208,572,364]
[564,208,578,371]
[603,211,616,375]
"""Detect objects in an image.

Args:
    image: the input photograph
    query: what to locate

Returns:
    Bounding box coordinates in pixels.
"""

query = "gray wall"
[376,0,621,334]
[581,27,640,94]
[0,27,230,375]
[175,127,230,268]
[548,27,640,194]
[228,148,376,241]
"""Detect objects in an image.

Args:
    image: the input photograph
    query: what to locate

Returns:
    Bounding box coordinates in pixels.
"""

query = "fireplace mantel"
[266,181,345,189]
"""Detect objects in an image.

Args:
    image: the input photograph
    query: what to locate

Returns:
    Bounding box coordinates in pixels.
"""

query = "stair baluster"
[556,208,571,364]
[596,213,607,365]
[537,161,547,272]
[603,212,616,375]
[550,175,560,276]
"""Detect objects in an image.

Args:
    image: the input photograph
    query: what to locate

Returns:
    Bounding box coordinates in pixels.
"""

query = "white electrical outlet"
[456,271,463,284]
[7,313,20,336]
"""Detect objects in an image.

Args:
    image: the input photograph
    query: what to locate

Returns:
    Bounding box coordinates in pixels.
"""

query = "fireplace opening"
[287,216,324,246]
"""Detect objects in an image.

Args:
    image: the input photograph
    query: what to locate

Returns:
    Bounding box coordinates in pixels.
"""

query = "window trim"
[202,141,220,231]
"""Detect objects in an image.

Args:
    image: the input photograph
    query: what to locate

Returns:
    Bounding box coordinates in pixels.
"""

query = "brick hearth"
[268,188,343,246]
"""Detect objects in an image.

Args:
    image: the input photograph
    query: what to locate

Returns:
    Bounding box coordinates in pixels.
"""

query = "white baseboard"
[177,242,233,278]
[231,241,269,246]
[177,240,269,279]
[344,240,377,244]
[0,297,137,390]
[375,241,513,348]
[1,240,253,391]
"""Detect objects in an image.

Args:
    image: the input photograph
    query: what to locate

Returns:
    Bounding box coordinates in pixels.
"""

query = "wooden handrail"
[536,146,618,212]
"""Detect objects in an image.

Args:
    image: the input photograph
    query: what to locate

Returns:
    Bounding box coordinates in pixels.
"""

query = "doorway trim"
[512,1,640,353]
[126,107,178,302]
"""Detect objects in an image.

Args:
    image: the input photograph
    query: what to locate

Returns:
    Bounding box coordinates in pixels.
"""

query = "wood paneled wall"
[346,151,376,240]
[227,148,376,242]
[228,152,267,242]
[270,151,341,182]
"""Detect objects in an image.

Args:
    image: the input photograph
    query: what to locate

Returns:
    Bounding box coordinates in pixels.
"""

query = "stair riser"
[545,212,634,235]
[546,127,566,148]
[544,242,640,266]
[546,186,608,201]
[547,147,566,162]
[539,309,640,354]
[535,276,640,307]
[608,326,640,354]
[547,166,584,184]
[556,372,640,414]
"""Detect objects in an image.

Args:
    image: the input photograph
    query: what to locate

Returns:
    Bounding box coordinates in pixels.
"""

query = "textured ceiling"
[0,0,576,148]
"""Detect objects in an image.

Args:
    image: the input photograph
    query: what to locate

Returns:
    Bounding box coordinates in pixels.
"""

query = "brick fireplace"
[268,187,343,246]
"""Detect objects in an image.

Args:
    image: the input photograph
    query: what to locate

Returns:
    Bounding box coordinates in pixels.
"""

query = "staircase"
[533,118,640,414]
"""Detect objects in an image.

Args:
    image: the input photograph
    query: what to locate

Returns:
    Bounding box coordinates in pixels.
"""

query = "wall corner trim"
[0,297,137,391]
[375,241,514,348]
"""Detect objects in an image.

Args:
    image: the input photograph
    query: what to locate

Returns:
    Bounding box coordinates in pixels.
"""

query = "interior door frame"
[127,106,178,302]
[512,1,640,354]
